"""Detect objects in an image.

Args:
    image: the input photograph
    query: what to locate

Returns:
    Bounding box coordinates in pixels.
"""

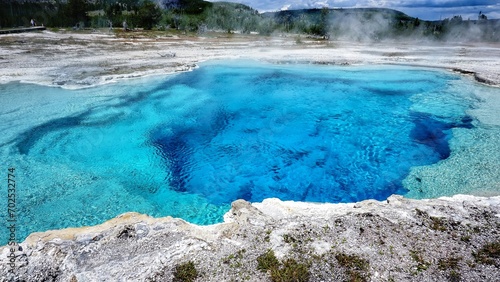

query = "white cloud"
[314,1,330,8]
[281,4,291,10]
[207,0,500,20]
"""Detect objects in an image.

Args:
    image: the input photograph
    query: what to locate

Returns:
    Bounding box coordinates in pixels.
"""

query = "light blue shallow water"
[1,61,499,245]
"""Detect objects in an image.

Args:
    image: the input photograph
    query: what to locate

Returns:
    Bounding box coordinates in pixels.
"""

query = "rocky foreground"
[1,195,499,281]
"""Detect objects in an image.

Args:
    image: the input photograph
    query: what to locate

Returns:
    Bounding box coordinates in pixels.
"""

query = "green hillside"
[0,0,498,41]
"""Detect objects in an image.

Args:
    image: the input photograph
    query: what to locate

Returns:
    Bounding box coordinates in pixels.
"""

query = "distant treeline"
[267,8,500,42]
[0,0,498,41]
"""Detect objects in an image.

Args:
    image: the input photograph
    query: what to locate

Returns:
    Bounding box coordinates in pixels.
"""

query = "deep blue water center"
[0,61,480,244]
[145,62,473,204]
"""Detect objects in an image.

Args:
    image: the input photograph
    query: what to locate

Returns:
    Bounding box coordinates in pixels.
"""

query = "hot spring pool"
[1,61,499,244]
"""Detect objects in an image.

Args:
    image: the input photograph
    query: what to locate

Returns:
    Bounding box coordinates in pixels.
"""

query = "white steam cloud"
[206,0,500,20]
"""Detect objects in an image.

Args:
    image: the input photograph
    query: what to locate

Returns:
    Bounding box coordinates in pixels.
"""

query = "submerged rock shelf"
[1,195,499,281]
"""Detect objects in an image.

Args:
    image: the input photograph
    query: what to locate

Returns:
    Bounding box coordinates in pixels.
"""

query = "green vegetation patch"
[438,257,462,282]
[257,249,280,271]
[222,249,246,268]
[410,250,431,273]
[3,1,498,41]
[335,253,369,272]
[430,216,447,231]
[473,241,500,266]
[335,253,370,282]
[283,234,297,244]
[270,258,310,282]
[173,261,198,282]
[438,257,461,270]
[257,250,310,282]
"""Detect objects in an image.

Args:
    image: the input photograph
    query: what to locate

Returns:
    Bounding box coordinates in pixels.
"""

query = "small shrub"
[335,253,370,282]
[415,208,427,217]
[438,257,462,281]
[410,250,431,272]
[257,250,310,282]
[430,216,447,231]
[257,250,280,272]
[438,257,461,270]
[264,230,272,242]
[283,234,297,243]
[173,261,198,282]
[270,258,310,282]
[222,249,246,268]
[335,253,369,271]
[460,235,471,243]
[473,241,500,266]
[448,270,461,282]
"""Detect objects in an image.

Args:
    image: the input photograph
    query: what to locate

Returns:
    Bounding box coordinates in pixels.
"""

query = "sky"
[208,0,500,21]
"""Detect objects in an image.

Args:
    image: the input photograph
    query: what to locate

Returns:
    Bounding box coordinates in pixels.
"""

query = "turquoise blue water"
[1,61,499,245]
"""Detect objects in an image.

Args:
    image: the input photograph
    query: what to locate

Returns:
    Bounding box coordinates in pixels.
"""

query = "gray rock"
[1,195,499,281]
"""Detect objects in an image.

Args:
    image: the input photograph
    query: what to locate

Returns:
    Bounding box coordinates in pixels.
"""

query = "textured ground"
[1,30,499,89]
[1,195,499,281]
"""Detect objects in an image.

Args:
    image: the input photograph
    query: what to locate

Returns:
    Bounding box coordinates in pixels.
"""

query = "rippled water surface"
[1,61,499,244]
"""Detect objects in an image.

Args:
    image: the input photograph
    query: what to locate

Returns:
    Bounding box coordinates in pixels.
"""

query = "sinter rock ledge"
[1,195,499,281]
